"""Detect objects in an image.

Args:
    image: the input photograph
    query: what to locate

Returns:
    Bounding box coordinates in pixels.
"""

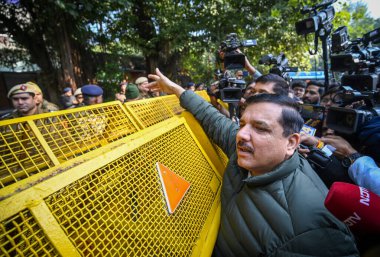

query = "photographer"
[299,85,353,187]
[209,73,290,119]
[208,81,231,118]
[218,48,262,79]
[209,41,262,119]
[303,80,325,104]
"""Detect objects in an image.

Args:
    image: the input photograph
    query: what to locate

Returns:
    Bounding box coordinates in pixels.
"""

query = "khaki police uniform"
[1,83,56,120]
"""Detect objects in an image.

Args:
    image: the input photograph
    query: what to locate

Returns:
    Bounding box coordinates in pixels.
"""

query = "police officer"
[25,81,60,113]
[74,88,84,107]
[81,84,104,106]
[135,77,154,98]
[125,84,141,102]
[1,83,45,120]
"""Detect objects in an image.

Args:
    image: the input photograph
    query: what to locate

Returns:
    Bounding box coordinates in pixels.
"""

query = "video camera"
[295,0,336,36]
[326,86,380,134]
[220,33,257,70]
[326,27,380,134]
[258,52,298,82]
[331,27,380,74]
[217,33,257,103]
[212,70,247,103]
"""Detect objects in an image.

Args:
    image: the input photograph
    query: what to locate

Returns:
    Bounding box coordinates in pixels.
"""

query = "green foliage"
[1,0,379,91]
[343,2,375,39]
[95,61,124,101]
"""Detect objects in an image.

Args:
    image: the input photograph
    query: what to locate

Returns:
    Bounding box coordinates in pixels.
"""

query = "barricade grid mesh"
[0,209,60,257]
[213,144,229,168]
[125,98,175,128]
[34,104,138,162]
[0,122,54,188]
[45,124,220,257]
[160,95,184,115]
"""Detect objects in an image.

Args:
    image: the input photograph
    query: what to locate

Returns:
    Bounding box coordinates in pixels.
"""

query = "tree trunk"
[58,21,77,91]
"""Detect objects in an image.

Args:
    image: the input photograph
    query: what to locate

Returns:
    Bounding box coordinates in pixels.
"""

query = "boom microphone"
[324,182,380,234]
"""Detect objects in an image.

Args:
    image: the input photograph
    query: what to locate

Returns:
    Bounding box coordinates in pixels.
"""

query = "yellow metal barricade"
[0,117,222,257]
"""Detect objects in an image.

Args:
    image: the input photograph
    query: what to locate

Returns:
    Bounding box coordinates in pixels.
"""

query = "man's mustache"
[237,141,254,152]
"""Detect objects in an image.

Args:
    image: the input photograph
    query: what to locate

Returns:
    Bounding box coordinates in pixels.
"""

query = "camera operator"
[208,33,264,121]
[299,85,354,188]
[237,81,256,115]
[303,80,325,104]
[208,81,231,118]
[218,48,262,79]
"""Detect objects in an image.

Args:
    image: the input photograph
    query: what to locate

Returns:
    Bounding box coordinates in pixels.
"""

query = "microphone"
[324,182,380,234]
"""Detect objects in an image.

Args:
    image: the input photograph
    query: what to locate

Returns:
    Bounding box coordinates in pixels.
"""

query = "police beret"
[7,84,36,98]
[125,84,140,100]
[81,84,103,96]
[63,87,72,93]
[135,77,148,85]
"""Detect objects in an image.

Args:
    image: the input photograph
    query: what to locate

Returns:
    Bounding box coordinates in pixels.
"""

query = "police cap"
[81,84,103,96]
[26,81,42,95]
[7,84,36,98]
[135,77,148,85]
[74,88,82,96]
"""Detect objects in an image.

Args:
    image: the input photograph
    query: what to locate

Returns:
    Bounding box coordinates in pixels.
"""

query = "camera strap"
[306,34,319,55]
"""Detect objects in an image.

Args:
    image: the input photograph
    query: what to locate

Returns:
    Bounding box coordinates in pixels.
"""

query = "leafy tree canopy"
[1,0,379,97]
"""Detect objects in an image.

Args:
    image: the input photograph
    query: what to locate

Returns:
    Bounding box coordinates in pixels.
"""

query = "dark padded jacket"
[180,91,359,257]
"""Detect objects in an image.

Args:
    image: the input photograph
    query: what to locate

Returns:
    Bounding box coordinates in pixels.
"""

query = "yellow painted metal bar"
[30,201,81,257]
[27,120,60,166]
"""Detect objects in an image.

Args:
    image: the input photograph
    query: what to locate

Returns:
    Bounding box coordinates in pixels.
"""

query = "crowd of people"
[1,54,379,256]
[1,73,212,121]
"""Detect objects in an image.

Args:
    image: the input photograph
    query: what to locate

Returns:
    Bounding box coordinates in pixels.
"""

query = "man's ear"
[287,133,301,156]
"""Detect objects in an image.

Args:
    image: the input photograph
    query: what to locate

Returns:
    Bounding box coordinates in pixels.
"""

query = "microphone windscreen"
[325,182,380,233]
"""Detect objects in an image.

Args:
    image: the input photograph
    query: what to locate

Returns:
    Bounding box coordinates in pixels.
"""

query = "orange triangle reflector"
[156,162,191,214]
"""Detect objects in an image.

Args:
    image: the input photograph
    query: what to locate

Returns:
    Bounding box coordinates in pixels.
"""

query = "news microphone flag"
[325,182,380,233]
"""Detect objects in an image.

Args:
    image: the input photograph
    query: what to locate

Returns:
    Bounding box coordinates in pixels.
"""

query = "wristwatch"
[342,152,363,168]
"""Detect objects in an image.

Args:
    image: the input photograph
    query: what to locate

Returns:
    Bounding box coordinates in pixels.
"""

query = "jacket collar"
[243,152,300,187]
